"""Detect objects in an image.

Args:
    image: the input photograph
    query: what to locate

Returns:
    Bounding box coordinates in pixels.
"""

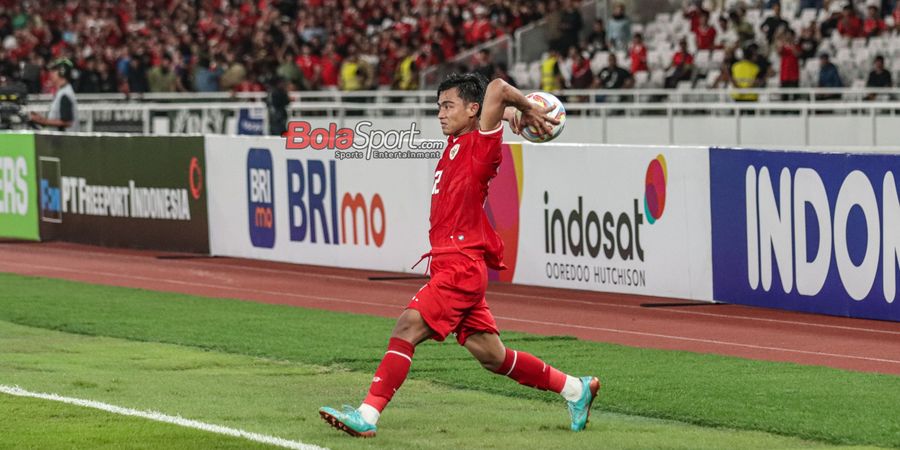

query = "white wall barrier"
[204,133,899,320]
[205,135,714,301]
[205,135,434,272]
[509,144,713,301]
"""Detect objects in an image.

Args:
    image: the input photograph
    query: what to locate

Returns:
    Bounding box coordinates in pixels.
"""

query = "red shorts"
[407,253,499,345]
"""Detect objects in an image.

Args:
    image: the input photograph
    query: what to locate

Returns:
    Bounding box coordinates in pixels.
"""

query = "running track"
[2,241,899,375]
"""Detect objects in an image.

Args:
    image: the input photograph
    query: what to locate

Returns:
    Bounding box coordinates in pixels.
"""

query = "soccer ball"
[515,91,566,143]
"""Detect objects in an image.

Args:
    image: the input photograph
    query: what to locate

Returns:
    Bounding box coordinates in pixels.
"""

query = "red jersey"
[695,25,716,50]
[838,16,863,37]
[863,18,886,36]
[428,123,505,269]
[630,44,648,73]
[672,51,694,67]
[779,44,800,82]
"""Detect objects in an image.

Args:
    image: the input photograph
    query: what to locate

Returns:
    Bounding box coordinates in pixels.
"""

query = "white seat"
[591,52,609,73]
[512,67,532,88]
[634,70,651,88]
[527,61,542,88]
[800,8,817,22]
[650,69,666,88]
[745,9,762,25]
[660,50,674,67]
[647,50,663,70]
[831,35,849,49]
[706,69,721,88]
[804,58,821,78]
[835,48,853,64]
[695,50,711,71]
[711,49,725,65]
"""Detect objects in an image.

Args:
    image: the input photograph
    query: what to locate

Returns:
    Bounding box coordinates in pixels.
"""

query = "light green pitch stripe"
[0,385,327,450]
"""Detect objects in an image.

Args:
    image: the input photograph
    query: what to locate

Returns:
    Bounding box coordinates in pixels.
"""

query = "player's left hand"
[29,112,45,125]
[518,104,559,137]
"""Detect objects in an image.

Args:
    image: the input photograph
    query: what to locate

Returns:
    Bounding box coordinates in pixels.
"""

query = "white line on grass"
[0,385,327,450]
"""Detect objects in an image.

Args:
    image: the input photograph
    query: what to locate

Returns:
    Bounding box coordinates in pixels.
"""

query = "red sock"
[495,348,567,393]
[363,337,415,412]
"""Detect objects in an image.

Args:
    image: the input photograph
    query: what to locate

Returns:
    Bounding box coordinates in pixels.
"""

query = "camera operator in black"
[30,58,79,132]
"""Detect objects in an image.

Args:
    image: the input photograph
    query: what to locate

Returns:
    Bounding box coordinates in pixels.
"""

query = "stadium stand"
[0,0,551,94]
[2,0,897,102]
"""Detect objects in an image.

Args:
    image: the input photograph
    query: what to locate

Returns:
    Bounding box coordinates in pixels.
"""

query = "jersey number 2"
[431,171,443,195]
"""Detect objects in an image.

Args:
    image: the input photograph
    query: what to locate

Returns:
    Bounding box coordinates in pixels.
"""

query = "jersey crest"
[448,143,460,160]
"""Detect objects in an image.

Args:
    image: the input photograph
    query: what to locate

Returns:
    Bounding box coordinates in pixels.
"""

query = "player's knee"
[390,310,431,343]
[479,352,506,373]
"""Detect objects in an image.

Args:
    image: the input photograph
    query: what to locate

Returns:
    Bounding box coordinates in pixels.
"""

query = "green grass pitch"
[0,272,897,449]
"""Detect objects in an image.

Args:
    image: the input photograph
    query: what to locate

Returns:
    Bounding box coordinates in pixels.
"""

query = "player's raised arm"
[479,78,559,136]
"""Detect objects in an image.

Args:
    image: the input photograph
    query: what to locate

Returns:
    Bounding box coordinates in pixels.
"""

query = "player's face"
[437,88,478,136]
[48,70,61,85]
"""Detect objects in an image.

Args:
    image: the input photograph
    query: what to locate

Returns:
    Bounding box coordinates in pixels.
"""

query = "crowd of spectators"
[538,0,899,97]
[3,0,897,99]
[0,0,554,95]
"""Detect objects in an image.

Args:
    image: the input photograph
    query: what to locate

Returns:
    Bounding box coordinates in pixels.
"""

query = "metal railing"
[19,98,899,146]
[25,86,900,105]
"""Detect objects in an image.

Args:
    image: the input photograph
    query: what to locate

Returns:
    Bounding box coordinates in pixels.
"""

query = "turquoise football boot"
[567,376,601,431]
[318,405,377,438]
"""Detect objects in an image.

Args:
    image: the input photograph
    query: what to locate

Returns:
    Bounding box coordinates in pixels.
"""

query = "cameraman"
[30,58,79,132]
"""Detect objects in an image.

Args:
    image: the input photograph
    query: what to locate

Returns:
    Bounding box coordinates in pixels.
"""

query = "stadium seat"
[634,70,652,88]
[591,52,610,73]
[527,61,542,89]
[705,70,721,88]
[711,49,725,66]
[746,9,762,26]
[800,8,817,23]
[695,50,711,72]
[650,69,666,88]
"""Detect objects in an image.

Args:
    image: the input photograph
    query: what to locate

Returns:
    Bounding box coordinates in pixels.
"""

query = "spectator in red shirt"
[319,44,341,90]
[694,11,717,50]
[894,3,900,31]
[683,0,708,33]
[837,4,863,37]
[629,33,648,74]
[463,6,493,45]
[776,29,801,100]
[665,38,694,88]
[568,49,594,107]
[295,44,321,90]
[863,5,886,37]
[569,49,594,89]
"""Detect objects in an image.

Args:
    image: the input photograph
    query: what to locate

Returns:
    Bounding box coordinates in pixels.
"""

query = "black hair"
[437,72,488,115]
[48,58,74,81]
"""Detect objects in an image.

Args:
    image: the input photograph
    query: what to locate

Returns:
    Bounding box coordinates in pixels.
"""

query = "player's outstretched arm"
[480,78,558,136]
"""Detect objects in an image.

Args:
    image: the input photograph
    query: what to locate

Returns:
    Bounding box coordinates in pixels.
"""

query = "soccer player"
[319,73,600,437]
